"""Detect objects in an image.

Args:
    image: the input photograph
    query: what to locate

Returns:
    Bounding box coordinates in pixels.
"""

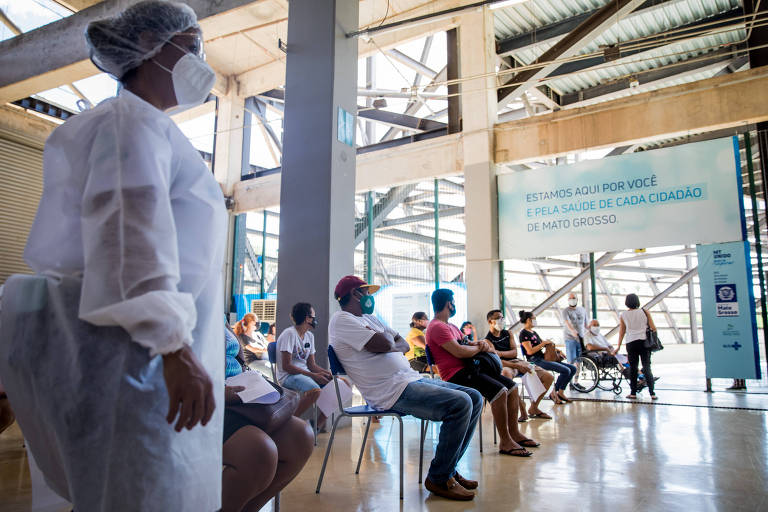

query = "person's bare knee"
[271,416,314,465]
[223,426,278,477]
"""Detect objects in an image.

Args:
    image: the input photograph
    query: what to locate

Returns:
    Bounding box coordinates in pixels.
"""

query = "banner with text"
[498,138,744,259]
[697,241,761,379]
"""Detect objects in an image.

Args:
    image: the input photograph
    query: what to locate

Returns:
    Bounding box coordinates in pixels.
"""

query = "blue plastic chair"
[268,342,318,446]
[316,346,428,499]
[425,345,495,451]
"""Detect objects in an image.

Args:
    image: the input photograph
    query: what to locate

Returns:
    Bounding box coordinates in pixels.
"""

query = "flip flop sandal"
[549,392,563,404]
[517,438,541,448]
[499,447,532,457]
[529,412,552,420]
[518,417,528,423]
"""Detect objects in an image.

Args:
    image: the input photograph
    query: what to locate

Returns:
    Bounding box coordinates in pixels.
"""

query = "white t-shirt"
[621,309,648,343]
[586,332,612,350]
[328,311,421,411]
[276,326,315,384]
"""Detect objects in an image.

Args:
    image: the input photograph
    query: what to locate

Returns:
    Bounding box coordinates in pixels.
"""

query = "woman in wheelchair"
[518,311,576,405]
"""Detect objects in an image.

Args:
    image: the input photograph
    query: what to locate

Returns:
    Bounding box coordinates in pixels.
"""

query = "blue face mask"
[359,293,375,315]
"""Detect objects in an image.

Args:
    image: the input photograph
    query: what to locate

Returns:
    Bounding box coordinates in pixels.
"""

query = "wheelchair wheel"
[576,357,598,392]
[597,363,623,392]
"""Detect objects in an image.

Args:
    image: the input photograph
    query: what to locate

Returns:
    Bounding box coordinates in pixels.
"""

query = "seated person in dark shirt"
[518,310,576,405]
[485,310,554,420]
[426,290,539,457]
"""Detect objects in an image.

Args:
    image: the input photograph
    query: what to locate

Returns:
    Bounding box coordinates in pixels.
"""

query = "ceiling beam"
[494,66,768,164]
[233,132,462,212]
[385,49,438,79]
[560,52,746,108]
[0,0,269,104]
[357,106,447,131]
[497,0,646,107]
[50,0,101,10]
[546,7,743,81]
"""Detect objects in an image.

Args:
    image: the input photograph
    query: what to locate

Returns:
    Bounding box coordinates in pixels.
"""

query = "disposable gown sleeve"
[77,112,195,356]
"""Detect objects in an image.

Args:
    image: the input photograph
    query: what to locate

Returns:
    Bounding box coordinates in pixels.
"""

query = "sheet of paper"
[522,371,546,400]
[316,379,352,418]
[226,371,280,404]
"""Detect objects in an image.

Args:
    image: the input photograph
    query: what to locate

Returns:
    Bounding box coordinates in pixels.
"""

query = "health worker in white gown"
[0,2,226,510]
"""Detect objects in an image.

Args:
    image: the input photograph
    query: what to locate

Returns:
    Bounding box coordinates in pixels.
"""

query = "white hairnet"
[85,0,199,79]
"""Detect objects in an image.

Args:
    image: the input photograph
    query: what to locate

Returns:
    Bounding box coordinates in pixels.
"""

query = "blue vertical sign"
[336,107,355,147]
[697,241,761,379]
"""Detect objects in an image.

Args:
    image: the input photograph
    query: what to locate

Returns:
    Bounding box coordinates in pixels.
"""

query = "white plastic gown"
[0,89,226,511]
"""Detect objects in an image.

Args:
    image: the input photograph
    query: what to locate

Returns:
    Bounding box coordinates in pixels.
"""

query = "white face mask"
[590,326,600,335]
[568,298,578,307]
[155,52,215,112]
[531,319,537,327]
[492,319,504,331]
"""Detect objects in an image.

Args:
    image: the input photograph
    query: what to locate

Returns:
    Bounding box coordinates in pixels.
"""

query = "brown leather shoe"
[454,473,478,490]
[425,477,474,501]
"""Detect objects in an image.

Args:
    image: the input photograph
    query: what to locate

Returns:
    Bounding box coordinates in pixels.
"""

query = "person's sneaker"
[425,477,475,501]
[454,473,478,490]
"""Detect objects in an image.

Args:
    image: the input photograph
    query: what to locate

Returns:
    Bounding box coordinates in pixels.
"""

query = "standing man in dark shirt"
[484,310,554,420]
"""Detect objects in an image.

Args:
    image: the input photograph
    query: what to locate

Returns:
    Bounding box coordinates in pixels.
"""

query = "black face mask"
[448,303,456,318]
[309,317,318,329]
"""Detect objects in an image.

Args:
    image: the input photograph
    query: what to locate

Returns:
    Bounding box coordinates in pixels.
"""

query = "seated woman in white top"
[614,293,658,400]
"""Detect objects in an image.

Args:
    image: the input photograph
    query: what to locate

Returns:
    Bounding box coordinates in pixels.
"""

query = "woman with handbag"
[518,311,576,405]
[614,294,658,400]
[222,325,313,512]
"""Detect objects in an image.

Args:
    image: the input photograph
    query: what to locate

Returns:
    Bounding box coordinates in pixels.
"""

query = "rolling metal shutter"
[0,128,44,285]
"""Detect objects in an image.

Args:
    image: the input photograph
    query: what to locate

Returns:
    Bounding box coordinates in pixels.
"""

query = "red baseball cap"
[334,275,380,301]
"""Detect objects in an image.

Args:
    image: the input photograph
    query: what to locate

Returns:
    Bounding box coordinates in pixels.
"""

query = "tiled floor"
[2,367,767,511]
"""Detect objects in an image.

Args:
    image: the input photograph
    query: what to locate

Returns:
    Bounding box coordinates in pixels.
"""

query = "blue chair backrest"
[327,345,346,375]
[425,345,435,367]
[267,342,277,364]
[260,321,270,335]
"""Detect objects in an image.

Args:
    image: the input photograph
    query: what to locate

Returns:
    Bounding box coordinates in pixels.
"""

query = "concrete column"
[277,0,358,367]
[460,8,500,328]
[213,92,247,313]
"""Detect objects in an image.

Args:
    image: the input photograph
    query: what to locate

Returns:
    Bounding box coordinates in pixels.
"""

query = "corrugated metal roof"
[494,0,745,101]
[494,0,609,40]
[548,30,745,95]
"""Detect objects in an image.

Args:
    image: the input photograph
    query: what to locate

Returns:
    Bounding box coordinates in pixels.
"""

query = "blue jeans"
[282,373,320,393]
[565,338,582,363]
[533,359,577,391]
[391,378,482,485]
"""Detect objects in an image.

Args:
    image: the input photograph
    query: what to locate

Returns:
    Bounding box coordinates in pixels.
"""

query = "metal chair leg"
[313,404,318,446]
[355,417,373,474]
[316,414,343,493]
[493,417,497,445]
[418,419,427,484]
[397,416,404,500]
[478,401,484,453]
[274,491,280,511]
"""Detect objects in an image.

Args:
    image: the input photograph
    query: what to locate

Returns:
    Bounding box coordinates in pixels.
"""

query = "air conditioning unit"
[251,299,277,322]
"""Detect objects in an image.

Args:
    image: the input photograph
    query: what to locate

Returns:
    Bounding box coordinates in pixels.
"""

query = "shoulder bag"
[543,344,566,362]
[643,309,664,352]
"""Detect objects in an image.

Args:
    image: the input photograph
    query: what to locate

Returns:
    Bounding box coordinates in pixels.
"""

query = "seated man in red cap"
[328,275,483,501]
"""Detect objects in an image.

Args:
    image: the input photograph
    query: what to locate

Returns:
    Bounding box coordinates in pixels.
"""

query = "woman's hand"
[163,345,215,432]
[225,385,245,405]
